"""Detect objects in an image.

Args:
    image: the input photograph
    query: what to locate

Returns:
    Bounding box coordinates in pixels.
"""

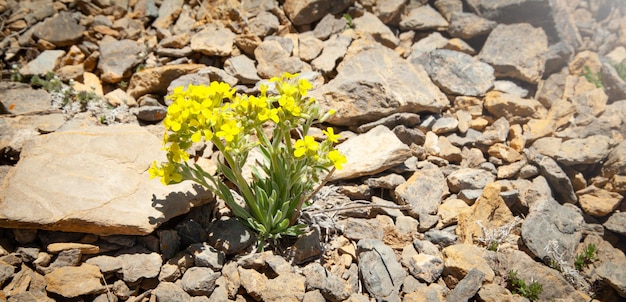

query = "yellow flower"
[258,107,280,123]
[168,142,190,163]
[322,127,340,143]
[327,150,347,170]
[216,120,241,142]
[149,161,182,185]
[294,136,319,158]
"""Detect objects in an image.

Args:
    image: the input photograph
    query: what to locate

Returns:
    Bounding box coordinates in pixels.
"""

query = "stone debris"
[0,0,625,301]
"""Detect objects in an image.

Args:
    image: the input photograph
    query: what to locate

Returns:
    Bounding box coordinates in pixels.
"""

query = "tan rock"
[127,64,205,98]
[508,124,525,152]
[45,264,104,298]
[484,91,546,122]
[568,50,602,75]
[487,143,523,163]
[47,243,100,254]
[437,198,470,228]
[331,125,411,181]
[577,185,623,217]
[442,244,495,282]
[456,183,516,244]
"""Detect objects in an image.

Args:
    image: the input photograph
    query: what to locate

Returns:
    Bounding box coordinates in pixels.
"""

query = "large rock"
[127,64,205,98]
[45,264,104,298]
[412,49,494,96]
[394,162,448,222]
[313,44,448,126]
[357,239,405,301]
[478,23,548,83]
[0,124,212,235]
[283,0,330,25]
[98,39,144,83]
[190,24,236,56]
[331,125,411,181]
[32,11,85,47]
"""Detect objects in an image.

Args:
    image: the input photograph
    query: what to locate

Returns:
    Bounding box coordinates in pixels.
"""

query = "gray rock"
[224,55,261,85]
[120,252,162,283]
[496,249,587,301]
[312,14,347,40]
[176,219,208,246]
[352,12,400,48]
[405,253,444,284]
[399,4,448,31]
[434,0,463,21]
[98,39,143,83]
[597,262,626,297]
[394,162,447,220]
[447,168,496,193]
[356,112,421,133]
[478,117,509,145]
[254,39,304,78]
[446,268,485,302]
[311,34,352,74]
[261,272,306,301]
[152,0,183,29]
[49,249,82,269]
[554,135,612,166]
[408,32,449,60]
[357,239,405,301]
[365,173,406,190]
[18,50,66,76]
[207,217,254,255]
[190,24,235,56]
[315,45,447,126]
[0,82,51,115]
[303,262,352,301]
[136,105,167,122]
[526,148,577,204]
[153,282,192,302]
[602,140,626,179]
[431,116,459,134]
[602,59,626,102]
[604,212,626,236]
[298,32,324,61]
[85,255,123,274]
[373,0,405,24]
[414,49,494,96]
[248,11,279,37]
[522,198,583,263]
[0,125,211,235]
[331,125,411,181]
[33,11,85,47]
[393,125,426,146]
[478,23,548,83]
[292,228,324,264]
[424,229,457,247]
[188,243,224,271]
[0,260,15,284]
[466,0,552,25]
[343,218,384,241]
[181,267,220,296]
[448,12,497,40]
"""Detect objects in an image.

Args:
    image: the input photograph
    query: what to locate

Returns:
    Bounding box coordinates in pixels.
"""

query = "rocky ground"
[1,0,626,301]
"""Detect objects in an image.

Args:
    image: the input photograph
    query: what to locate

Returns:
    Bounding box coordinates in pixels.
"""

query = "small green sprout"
[343,13,354,29]
[574,243,599,271]
[507,270,543,301]
[581,65,604,89]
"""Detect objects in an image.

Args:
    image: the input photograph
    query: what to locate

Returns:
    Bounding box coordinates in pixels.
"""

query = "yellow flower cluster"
[149,72,346,185]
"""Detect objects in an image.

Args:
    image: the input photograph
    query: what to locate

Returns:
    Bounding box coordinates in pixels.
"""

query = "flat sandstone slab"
[0,124,212,235]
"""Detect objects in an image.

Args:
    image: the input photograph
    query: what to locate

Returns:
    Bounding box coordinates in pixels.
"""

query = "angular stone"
[447,168,496,193]
[448,12,497,40]
[578,185,623,217]
[456,183,516,245]
[152,0,183,29]
[45,264,104,298]
[261,272,306,302]
[153,282,192,302]
[343,218,384,241]
[0,125,212,235]
[597,262,626,298]
[207,217,255,255]
[191,24,235,56]
[331,125,411,181]
[33,11,85,47]
[414,49,494,96]
[224,55,260,85]
[311,34,352,74]
[47,243,99,255]
[181,267,220,296]
[0,82,51,115]
[405,253,444,284]
[85,255,123,274]
[283,0,330,25]
[127,64,205,98]
[604,212,626,236]
[314,45,448,126]
[399,4,448,31]
[249,11,279,37]
[603,140,626,179]
[357,239,405,301]
[484,91,546,123]
[478,23,548,83]
[522,198,584,262]
[98,39,143,83]
[303,262,352,301]
[446,268,485,302]
[394,162,447,220]
[255,40,304,79]
[352,12,400,48]
[19,50,65,76]
[526,148,577,204]
[298,32,324,62]
[442,244,494,282]
[120,252,162,283]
